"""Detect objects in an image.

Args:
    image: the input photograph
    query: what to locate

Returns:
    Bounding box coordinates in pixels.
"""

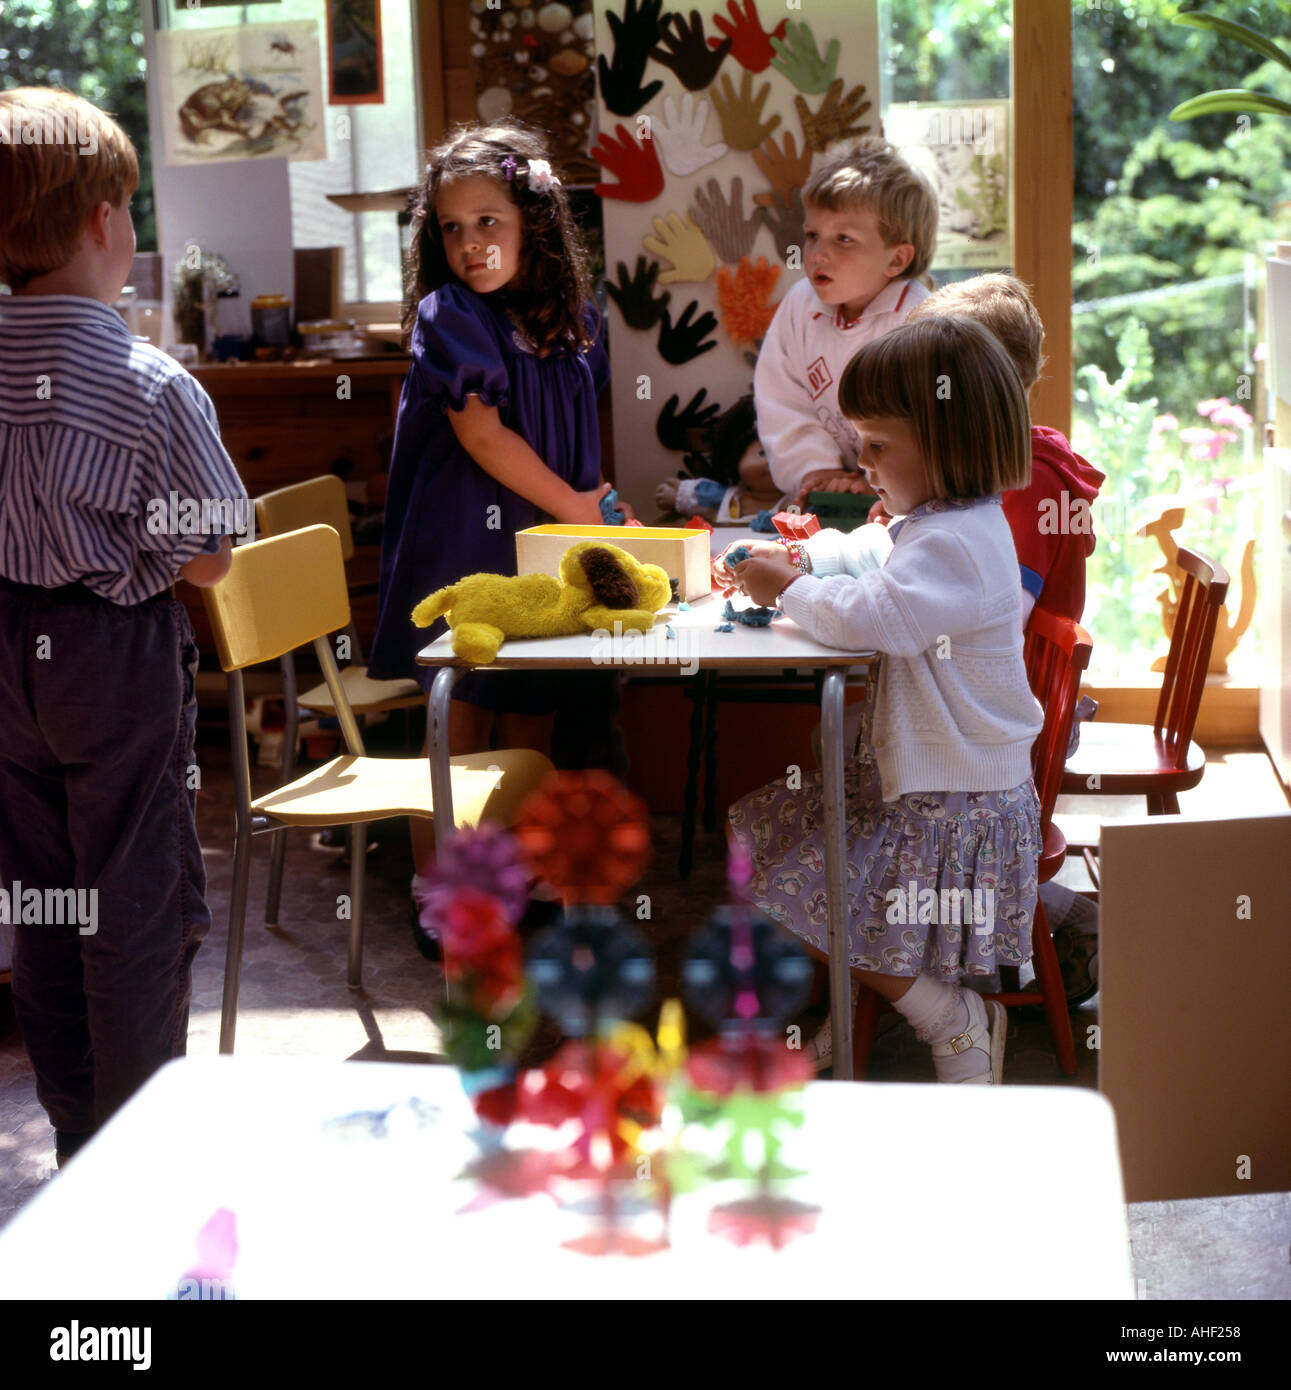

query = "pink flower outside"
[1208,402,1252,430]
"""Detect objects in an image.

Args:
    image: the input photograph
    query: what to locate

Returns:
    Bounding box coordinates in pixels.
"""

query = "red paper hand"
[592,123,665,203]
[708,0,788,75]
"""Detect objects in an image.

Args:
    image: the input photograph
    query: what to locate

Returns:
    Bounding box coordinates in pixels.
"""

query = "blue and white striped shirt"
[0,294,247,604]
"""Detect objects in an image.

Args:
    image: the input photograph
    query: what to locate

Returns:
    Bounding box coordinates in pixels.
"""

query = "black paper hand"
[651,9,732,91]
[657,300,719,365]
[606,256,672,331]
[598,0,667,117]
[657,389,723,451]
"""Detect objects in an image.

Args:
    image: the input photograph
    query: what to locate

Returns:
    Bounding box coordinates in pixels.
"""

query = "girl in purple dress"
[369,122,625,758]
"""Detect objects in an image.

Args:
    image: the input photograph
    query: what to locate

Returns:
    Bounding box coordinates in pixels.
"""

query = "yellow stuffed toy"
[413,541,673,664]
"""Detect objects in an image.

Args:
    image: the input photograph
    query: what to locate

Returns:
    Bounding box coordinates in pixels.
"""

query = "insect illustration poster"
[885,101,1011,272]
[591,0,881,512]
[156,21,327,165]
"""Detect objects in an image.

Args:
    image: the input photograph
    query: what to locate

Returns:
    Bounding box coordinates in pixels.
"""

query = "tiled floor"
[1,716,1287,1297]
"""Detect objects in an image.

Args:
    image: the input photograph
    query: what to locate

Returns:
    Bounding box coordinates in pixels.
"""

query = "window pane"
[1071,0,1289,678]
[161,0,417,306]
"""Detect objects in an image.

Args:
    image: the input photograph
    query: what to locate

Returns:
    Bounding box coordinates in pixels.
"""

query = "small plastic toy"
[598,487,644,526]
[771,510,820,541]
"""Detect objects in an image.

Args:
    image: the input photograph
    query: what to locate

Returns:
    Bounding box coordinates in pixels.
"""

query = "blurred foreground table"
[0,1057,1134,1300]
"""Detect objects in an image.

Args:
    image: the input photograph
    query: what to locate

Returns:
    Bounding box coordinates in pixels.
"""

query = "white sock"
[1039,881,1099,935]
[893,974,990,1082]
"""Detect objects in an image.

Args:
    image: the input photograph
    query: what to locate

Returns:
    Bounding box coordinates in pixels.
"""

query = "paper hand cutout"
[795,79,873,153]
[642,212,716,285]
[711,70,781,152]
[769,19,840,94]
[651,8,731,90]
[605,256,672,331]
[689,175,763,265]
[708,0,788,75]
[651,93,729,177]
[657,300,719,364]
[592,123,665,202]
[597,0,666,116]
[716,256,781,345]
[656,388,722,451]
[751,131,813,208]
[760,188,804,264]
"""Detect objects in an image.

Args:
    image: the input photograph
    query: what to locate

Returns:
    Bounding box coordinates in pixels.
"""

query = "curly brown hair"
[404,121,596,354]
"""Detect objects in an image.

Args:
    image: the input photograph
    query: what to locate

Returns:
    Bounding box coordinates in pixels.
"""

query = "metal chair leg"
[851,983,881,1078]
[347,821,366,989]
[679,671,708,879]
[219,817,254,1054]
[266,654,299,924]
[701,671,719,833]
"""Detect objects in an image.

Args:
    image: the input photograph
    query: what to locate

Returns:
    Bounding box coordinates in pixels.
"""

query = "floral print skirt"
[727,680,1042,980]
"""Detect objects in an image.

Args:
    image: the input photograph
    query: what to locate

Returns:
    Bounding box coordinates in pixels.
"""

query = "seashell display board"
[467,0,599,187]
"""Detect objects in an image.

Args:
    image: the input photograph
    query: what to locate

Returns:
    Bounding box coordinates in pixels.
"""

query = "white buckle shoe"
[931,992,1006,1084]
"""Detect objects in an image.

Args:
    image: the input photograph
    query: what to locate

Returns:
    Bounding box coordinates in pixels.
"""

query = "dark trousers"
[0,580,209,1137]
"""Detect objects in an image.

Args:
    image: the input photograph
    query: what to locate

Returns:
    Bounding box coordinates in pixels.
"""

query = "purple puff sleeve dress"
[367,283,609,692]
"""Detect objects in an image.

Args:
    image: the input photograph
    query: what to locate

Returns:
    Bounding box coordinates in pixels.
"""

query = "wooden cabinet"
[184,357,408,656]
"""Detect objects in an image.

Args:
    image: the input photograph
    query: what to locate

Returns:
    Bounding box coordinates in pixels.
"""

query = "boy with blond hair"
[0,89,246,1163]
[754,137,938,505]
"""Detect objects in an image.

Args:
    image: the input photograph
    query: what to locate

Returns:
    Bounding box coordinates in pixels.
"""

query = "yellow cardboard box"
[514,524,710,602]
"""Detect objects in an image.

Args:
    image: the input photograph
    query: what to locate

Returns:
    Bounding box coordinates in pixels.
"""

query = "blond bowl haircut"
[801,136,939,282]
[907,272,1047,391]
[838,315,1032,499]
[0,87,139,291]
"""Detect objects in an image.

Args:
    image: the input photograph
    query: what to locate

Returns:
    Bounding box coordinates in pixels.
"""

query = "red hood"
[1031,425,1104,503]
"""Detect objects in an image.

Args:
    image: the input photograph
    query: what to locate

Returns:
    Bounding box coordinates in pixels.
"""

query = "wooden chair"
[202,525,554,1054]
[254,475,424,922]
[850,609,1093,1078]
[1061,545,1229,888]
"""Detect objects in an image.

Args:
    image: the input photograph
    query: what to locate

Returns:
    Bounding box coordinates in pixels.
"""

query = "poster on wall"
[327,0,385,105]
[886,100,1011,272]
[591,0,882,514]
[155,21,327,165]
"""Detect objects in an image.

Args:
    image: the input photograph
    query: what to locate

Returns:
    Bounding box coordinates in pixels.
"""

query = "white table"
[417,579,874,1078]
[0,1057,1135,1299]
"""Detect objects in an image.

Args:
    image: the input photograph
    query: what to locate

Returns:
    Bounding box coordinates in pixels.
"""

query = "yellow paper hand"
[642,212,717,285]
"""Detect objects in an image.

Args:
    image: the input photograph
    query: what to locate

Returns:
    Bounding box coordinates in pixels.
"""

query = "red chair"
[1062,546,1228,818]
[850,609,1093,1078]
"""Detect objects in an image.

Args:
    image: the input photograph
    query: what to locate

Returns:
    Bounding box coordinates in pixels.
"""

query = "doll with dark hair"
[655,393,788,527]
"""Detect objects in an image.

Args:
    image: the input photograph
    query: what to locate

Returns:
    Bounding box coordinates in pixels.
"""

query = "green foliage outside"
[0,1,153,249]
[889,0,1285,673]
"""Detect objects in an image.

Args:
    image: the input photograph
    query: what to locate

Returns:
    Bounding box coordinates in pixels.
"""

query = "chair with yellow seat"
[254,474,425,922]
[202,524,554,1054]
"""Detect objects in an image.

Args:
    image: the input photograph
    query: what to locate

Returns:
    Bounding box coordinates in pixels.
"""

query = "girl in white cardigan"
[725,316,1044,1083]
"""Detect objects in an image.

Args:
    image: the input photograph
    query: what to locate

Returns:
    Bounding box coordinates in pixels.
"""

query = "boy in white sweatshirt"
[754,138,938,506]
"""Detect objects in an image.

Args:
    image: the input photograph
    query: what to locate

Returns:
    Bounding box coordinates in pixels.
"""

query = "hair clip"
[526,158,558,194]
[501,155,517,181]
